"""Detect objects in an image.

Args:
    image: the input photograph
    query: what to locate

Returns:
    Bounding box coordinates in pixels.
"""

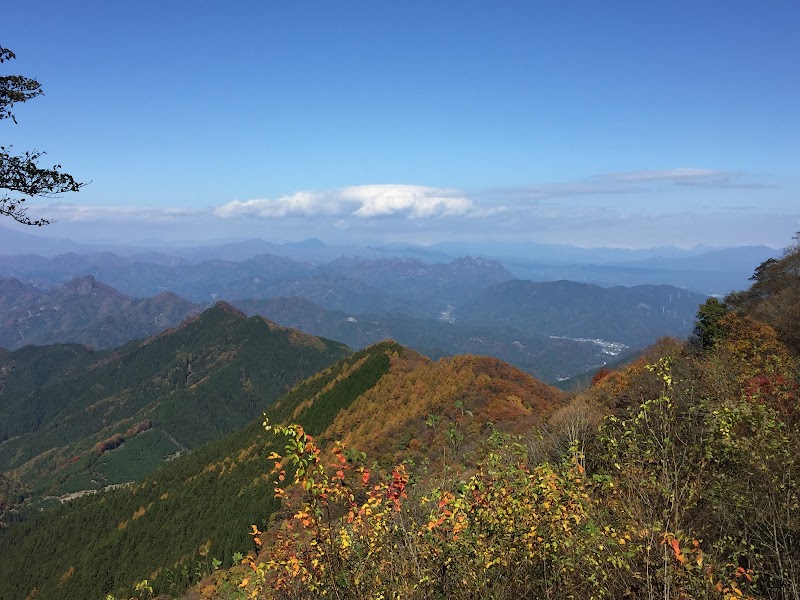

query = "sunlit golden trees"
[726,234,800,354]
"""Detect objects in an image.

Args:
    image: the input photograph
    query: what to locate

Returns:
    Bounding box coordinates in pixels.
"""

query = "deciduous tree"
[1,46,85,225]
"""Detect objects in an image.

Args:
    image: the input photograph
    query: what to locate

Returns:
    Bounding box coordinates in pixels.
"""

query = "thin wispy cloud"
[605,168,775,189]
[25,203,204,222]
[606,168,727,183]
[496,168,773,201]
[499,182,646,201]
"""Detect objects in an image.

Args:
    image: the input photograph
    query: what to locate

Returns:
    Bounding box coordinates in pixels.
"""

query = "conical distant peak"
[210,300,247,319]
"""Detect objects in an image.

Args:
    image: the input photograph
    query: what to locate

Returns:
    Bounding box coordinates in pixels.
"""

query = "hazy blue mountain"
[325,256,514,302]
[501,260,752,297]
[0,275,202,350]
[0,228,775,297]
[0,225,81,256]
[458,279,705,347]
[232,277,702,384]
[428,240,708,264]
[618,245,781,272]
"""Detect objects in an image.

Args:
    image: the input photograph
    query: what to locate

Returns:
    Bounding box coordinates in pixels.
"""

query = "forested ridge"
[0,302,349,503]
[0,343,399,599]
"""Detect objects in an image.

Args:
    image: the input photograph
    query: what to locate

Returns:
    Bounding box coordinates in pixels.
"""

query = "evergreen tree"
[691,297,728,351]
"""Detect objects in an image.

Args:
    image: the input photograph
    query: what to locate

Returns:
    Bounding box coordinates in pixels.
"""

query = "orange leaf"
[669,537,685,564]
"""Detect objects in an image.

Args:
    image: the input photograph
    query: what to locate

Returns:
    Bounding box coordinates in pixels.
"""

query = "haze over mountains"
[0,275,201,350]
[0,224,780,296]
[0,245,708,382]
[0,226,754,383]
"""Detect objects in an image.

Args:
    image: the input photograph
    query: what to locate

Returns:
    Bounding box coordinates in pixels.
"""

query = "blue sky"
[3,1,799,248]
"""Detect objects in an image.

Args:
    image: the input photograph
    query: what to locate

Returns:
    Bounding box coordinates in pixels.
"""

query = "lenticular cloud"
[342,184,472,218]
[215,184,474,220]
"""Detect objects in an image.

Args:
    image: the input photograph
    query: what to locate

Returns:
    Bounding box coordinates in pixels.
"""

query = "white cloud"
[213,191,338,218]
[215,184,480,220]
[341,184,473,218]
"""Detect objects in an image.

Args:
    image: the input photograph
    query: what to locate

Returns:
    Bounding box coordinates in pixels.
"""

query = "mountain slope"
[0,342,566,600]
[0,302,350,497]
[460,279,706,346]
[326,352,565,467]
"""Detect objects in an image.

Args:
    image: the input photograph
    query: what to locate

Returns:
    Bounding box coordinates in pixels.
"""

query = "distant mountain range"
[0,224,780,296]
[459,279,706,347]
[233,278,701,383]
[0,251,513,310]
[0,226,743,383]
[0,271,704,382]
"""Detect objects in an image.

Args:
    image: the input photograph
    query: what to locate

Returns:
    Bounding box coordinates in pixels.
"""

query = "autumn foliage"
[230,405,765,600]
[591,366,611,385]
[219,309,800,600]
